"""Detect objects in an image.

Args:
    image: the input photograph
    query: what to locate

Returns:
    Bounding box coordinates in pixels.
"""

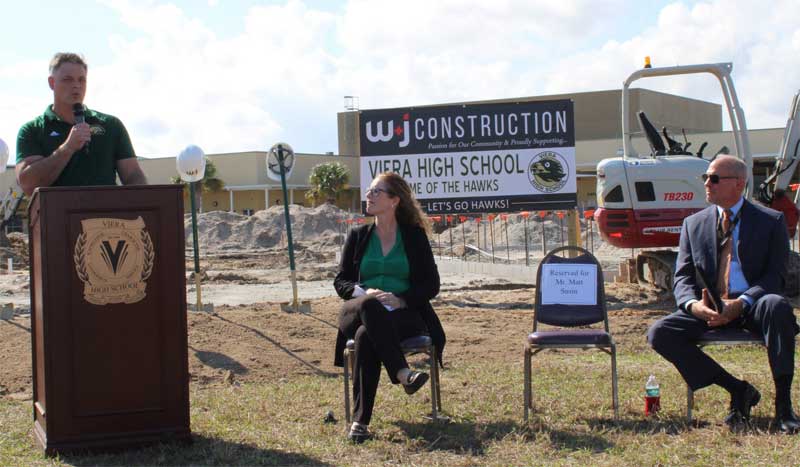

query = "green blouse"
[359,229,410,294]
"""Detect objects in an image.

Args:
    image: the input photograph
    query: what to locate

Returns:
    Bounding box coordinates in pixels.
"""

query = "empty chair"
[523,245,619,421]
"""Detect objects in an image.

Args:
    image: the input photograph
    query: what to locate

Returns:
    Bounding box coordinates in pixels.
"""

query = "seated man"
[648,155,799,433]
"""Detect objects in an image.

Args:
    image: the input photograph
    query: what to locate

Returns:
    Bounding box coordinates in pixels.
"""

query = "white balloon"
[0,138,8,174]
[176,144,206,182]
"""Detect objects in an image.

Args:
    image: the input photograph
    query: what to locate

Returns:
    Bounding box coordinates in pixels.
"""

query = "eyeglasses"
[702,173,739,184]
[365,187,392,197]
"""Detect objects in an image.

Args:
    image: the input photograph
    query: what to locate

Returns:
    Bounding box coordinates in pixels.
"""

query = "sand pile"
[186,204,358,251]
[0,232,30,270]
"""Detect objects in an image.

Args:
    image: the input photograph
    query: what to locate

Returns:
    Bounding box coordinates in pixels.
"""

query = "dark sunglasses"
[365,187,393,197]
[701,173,739,184]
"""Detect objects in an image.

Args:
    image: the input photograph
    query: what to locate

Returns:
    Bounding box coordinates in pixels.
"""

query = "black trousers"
[648,294,799,391]
[339,295,428,425]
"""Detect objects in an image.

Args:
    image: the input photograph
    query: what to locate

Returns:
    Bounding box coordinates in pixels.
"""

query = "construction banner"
[359,100,576,214]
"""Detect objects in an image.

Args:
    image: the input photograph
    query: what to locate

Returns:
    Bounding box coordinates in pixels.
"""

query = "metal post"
[436,218,442,258]
[476,217,481,263]
[523,213,530,266]
[540,212,547,256]
[460,216,466,261]
[489,214,495,264]
[482,214,487,251]
[448,215,454,259]
[503,215,510,262]
[277,146,300,312]
[189,182,202,310]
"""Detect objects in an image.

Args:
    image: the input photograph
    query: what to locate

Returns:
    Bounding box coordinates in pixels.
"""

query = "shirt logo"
[49,131,60,137]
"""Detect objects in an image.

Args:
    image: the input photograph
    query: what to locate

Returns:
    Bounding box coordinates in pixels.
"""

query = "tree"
[171,157,225,212]
[305,162,349,205]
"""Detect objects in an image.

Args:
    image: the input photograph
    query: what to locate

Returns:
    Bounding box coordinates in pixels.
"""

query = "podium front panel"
[29,185,190,453]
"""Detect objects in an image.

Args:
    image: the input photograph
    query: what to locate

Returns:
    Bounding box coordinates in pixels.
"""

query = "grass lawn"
[2,345,797,466]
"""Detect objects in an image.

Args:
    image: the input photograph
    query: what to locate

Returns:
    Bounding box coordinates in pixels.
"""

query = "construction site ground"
[1,204,798,400]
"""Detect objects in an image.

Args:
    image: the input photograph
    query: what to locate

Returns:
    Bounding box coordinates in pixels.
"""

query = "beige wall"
[338,88,723,156]
[577,177,598,209]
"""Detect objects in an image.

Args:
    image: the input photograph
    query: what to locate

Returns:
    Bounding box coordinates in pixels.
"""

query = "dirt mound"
[186,204,358,251]
[0,232,29,270]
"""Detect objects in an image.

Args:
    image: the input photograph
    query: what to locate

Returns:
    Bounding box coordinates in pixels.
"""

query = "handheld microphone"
[72,103,89,154]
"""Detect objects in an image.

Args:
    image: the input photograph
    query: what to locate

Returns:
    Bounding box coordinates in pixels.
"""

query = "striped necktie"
[716,209,734,298]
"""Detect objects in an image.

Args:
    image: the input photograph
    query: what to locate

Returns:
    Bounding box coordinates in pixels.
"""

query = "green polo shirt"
[359,229,410,294]
[16,105,136,187]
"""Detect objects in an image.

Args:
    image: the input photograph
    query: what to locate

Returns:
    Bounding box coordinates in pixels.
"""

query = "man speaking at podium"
[15,53,147,196]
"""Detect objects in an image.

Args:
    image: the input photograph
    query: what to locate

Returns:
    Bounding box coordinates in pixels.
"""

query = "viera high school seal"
[73,217,154,305]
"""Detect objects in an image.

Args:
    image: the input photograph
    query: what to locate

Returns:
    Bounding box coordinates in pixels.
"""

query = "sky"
[1,0,799,162]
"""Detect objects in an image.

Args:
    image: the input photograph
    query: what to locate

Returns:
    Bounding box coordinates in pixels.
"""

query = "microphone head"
[73,103,85,123]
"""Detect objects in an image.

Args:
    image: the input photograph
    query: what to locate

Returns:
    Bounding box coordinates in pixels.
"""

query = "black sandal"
[403,370,429,395]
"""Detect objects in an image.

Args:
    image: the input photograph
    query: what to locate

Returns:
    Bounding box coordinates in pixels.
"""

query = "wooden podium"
[28,185,190,455]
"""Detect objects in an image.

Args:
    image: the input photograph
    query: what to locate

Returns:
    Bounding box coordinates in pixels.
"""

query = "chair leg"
[343,348,352,426]
[687,384,694,423]
[429,346,438,420]
[432,346,442,413]
[524,345,532,422]
[611,344,619,421]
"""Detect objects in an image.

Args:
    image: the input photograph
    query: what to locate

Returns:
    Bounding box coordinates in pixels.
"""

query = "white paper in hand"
[352,285,394,311]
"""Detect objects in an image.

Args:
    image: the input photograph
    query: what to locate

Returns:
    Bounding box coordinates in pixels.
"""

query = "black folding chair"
[523,245,619,421]
[342,335,443,425]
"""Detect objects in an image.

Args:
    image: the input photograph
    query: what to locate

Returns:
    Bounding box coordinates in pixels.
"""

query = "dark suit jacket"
[674,199,789,312]
[333,222,446,367]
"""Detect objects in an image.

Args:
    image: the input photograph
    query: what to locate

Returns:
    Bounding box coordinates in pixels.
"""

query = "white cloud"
[1,0,799,160]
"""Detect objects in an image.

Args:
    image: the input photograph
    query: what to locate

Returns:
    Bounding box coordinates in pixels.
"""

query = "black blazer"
[333,222,446,367]
[674,199,789,311]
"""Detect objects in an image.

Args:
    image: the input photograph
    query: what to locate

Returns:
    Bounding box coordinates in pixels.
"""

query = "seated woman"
[333,171,446,443]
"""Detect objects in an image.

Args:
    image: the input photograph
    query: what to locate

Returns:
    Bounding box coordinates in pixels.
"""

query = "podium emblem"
[73,216,155,305]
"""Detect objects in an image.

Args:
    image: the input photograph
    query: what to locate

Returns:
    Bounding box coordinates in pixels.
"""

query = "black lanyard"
[716,209,741,250]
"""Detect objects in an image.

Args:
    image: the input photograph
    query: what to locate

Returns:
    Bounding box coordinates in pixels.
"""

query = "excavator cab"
[596,62,753,248]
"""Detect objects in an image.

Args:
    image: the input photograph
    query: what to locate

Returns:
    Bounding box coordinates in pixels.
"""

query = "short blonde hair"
[49,53,87,75]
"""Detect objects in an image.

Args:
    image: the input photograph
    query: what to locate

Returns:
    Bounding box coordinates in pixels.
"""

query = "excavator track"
[635,249,800,296]
[635,250,678,290]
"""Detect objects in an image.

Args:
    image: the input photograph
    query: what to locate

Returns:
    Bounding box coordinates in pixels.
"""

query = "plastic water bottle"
[645,374,660,415]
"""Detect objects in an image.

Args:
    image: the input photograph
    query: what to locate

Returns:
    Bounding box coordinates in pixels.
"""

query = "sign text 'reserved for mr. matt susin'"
[359,100,577,214]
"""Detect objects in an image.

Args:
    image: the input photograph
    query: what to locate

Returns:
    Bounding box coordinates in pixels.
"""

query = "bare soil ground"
[1,204,796,403]
[0,258,675,399]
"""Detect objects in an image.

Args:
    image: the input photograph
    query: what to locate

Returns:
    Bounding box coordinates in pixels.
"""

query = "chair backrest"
[534,245,608,331]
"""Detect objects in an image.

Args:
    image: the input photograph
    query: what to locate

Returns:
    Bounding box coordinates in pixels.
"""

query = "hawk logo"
[528,151,569,193]
[74,217,154,305]
[364,113,410,148]
[100,240,129,274]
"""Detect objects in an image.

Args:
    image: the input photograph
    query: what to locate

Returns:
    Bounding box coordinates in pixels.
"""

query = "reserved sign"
[540,263,597,305]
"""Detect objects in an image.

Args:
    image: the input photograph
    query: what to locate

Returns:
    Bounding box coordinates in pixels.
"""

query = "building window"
[243,209,254,216]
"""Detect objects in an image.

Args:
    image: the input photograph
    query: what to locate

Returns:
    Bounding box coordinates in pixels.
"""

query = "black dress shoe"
[347,423,372,444]
[724,381,760,427]
[403,371,429,395]
[773,410,800,434]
